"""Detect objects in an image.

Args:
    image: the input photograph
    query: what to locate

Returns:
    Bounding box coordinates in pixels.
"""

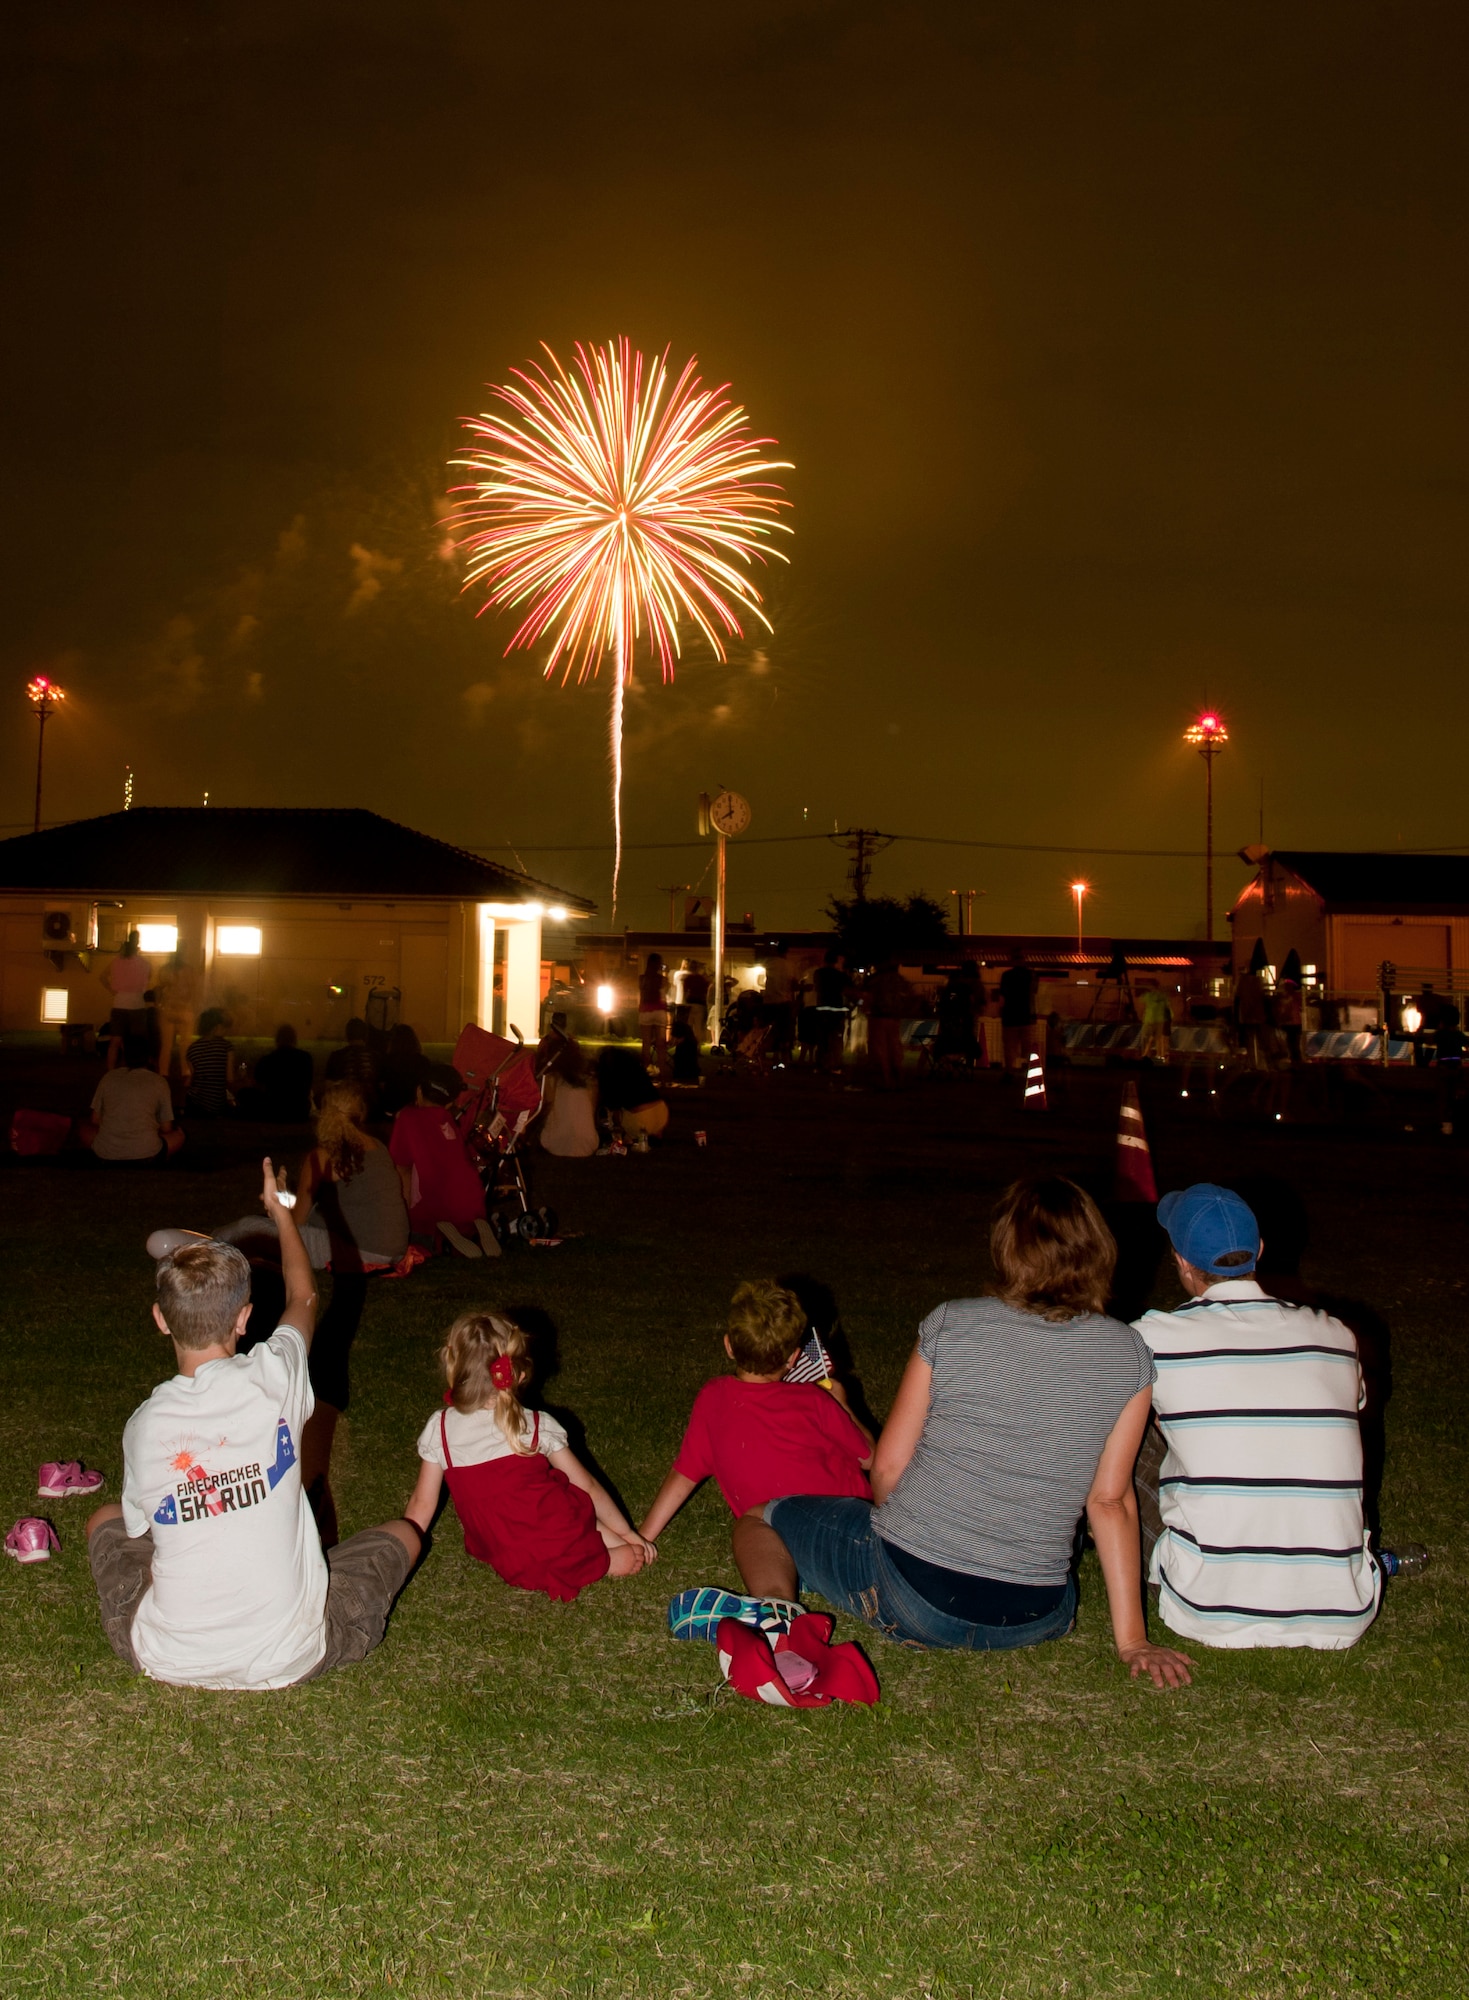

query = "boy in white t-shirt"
[86,1159,422,1690]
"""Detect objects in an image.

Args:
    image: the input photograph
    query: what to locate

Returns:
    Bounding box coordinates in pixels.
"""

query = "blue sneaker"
[667,1587,802,1643]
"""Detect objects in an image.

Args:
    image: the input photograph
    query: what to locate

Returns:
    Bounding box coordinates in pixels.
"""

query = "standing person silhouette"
[638,954,670,1077]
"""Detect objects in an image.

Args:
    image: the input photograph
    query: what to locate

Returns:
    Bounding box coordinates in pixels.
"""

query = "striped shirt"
[1134,1280,1381,1650]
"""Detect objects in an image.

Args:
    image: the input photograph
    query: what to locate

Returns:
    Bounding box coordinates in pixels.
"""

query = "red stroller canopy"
[453,1024,542,1123]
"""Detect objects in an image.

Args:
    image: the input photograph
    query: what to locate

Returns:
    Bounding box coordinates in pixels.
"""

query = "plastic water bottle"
[1379,1542,1429,1579]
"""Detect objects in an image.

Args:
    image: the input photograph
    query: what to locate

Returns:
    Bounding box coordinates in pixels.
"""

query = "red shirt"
[674,1376,872,1517]
[388,1105,485,1235]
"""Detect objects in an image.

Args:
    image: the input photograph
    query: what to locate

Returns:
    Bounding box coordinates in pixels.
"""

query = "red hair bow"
[490,1353,516,1393]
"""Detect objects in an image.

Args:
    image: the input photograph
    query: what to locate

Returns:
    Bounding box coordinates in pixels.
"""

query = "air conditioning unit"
[42,909,74,945]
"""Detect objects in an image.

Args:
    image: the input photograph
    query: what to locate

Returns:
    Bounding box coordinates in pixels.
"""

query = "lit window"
[41,987,69,1024]
[136,923,178,955]
[217,925,262,956]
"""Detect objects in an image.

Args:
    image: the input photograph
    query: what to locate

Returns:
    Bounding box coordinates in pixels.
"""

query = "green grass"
[0,1061,1464,1998]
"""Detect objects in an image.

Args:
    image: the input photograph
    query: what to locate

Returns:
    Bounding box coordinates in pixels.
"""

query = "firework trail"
[450,338,790,907]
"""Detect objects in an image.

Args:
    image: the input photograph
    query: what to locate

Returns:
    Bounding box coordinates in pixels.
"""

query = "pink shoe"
[5,1518,60,1564]
[37,1461,105,1499]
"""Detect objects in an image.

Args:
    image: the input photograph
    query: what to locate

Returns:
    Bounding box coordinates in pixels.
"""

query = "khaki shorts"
[621,1098,670,1140]
[89,1516,416,1684]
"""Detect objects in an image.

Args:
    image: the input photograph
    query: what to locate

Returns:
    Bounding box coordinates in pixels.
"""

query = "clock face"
[709,789,751,837]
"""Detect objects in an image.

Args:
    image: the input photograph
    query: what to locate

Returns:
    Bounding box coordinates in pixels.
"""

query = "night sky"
[3,3,1464,936]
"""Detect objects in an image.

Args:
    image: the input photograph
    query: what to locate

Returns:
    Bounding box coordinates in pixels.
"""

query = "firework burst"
[450,338,791,905]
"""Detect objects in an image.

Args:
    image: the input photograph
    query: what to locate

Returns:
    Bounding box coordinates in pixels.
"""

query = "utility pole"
[828,827,895,903]
[949,888,980,936]
[655,884,690,933]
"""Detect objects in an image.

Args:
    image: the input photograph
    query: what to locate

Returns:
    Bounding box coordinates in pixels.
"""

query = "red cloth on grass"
[674,1377,872,1517]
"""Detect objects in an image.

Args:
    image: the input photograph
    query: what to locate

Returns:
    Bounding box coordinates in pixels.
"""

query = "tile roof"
[0,808,595,910]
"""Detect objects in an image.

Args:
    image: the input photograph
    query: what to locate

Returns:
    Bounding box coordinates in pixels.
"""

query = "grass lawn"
[0,1056,1464,1998]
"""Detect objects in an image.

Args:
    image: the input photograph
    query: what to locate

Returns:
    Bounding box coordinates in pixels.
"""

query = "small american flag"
[784,1328,834,1385]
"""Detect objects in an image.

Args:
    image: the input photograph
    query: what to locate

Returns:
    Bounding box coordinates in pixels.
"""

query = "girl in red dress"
[406,1311,654,1601]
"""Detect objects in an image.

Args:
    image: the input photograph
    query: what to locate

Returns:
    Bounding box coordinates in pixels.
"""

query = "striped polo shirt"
[1134,1280,1381,1650]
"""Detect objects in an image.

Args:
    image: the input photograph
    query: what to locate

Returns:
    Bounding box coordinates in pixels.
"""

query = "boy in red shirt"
[642,1280,873,1638]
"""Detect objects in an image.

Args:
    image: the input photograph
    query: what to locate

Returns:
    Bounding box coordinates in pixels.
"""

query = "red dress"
[439,1409,609,1602]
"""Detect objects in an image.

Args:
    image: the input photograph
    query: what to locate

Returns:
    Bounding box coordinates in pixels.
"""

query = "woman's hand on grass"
[624,1533,658,1566]
[1119,1641,1193,1689]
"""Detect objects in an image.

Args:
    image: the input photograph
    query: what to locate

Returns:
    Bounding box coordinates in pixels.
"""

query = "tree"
[825,892,950,968]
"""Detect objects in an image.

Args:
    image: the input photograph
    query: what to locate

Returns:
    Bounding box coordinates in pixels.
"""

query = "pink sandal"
[38,1461,105,1499]
[5,1519,60,1564]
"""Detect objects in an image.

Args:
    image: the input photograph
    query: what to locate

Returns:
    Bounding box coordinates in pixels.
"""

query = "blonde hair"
[726,1279,807,1375]
[314,1081,367,1181]
[442,1311,533,1453]
[156,1240,252,1349]
[990,1175,1117,1322]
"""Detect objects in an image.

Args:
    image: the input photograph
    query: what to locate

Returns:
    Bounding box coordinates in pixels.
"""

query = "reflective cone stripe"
[1023,1047,1047,1110]
[1115,1081,1157,1202]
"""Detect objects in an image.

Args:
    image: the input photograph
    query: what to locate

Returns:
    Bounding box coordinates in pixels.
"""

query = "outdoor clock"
[709,789,751,838]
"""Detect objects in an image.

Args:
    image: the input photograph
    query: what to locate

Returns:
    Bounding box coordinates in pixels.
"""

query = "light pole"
[1071,881,1088,953]
[949,888,980,936]
[1184,711,1228,943]
[27,676,66,833]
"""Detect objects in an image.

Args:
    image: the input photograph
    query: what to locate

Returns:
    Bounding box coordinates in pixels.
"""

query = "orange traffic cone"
[1115,1081,1157,1202]
[1023,1045,1048,1111]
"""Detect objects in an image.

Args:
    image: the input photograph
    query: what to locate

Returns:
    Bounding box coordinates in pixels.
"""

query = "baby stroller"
[451,1024,558,1245]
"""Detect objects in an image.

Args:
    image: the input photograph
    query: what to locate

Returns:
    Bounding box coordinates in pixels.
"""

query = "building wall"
[1229,865,1328,987]
[1230,864,1469,996]
[1328,915,1469,993]
[0,891,539,1043]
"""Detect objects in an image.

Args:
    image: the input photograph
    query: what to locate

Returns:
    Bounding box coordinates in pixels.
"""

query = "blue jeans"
[765,1496,1078,1652]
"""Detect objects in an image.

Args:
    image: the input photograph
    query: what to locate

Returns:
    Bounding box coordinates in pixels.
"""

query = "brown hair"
[990,1175,1117,1322]
[314,1081,367,1181]
[441,1310,533,1452]
[726,1279,808,1375]
[156,1240,252,1349]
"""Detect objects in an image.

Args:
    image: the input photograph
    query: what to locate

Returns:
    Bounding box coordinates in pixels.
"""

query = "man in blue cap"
[1133,1183,1382,1650]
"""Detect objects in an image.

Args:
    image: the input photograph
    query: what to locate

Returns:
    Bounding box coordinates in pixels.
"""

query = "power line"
[462,828,1214,858]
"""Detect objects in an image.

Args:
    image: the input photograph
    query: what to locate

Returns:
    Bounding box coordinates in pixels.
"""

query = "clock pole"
[712,829,727,1044]
[701,788,748,1046]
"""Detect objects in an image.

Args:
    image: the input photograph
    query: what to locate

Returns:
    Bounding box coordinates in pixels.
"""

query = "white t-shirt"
[1135,1280,1380,1651]
[91,1068,174,1160]
[121,1325,329,1689]
[416,1403,568,1469]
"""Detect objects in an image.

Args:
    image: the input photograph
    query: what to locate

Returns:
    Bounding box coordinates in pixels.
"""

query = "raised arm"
[1085,1387,1193,1689]
[869,1344,932,1505]
[262,1156,317,1348]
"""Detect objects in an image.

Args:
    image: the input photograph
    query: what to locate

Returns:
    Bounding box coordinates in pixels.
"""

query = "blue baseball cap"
[1157,1183,1260,1276]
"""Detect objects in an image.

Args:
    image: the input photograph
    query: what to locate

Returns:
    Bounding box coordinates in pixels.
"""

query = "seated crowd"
[80,1169,1392,1697]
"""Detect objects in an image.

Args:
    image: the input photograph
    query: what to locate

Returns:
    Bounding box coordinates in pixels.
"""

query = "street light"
[1183,710,1228,943]
[26,676,66,833]
[1071,881,1088,953]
